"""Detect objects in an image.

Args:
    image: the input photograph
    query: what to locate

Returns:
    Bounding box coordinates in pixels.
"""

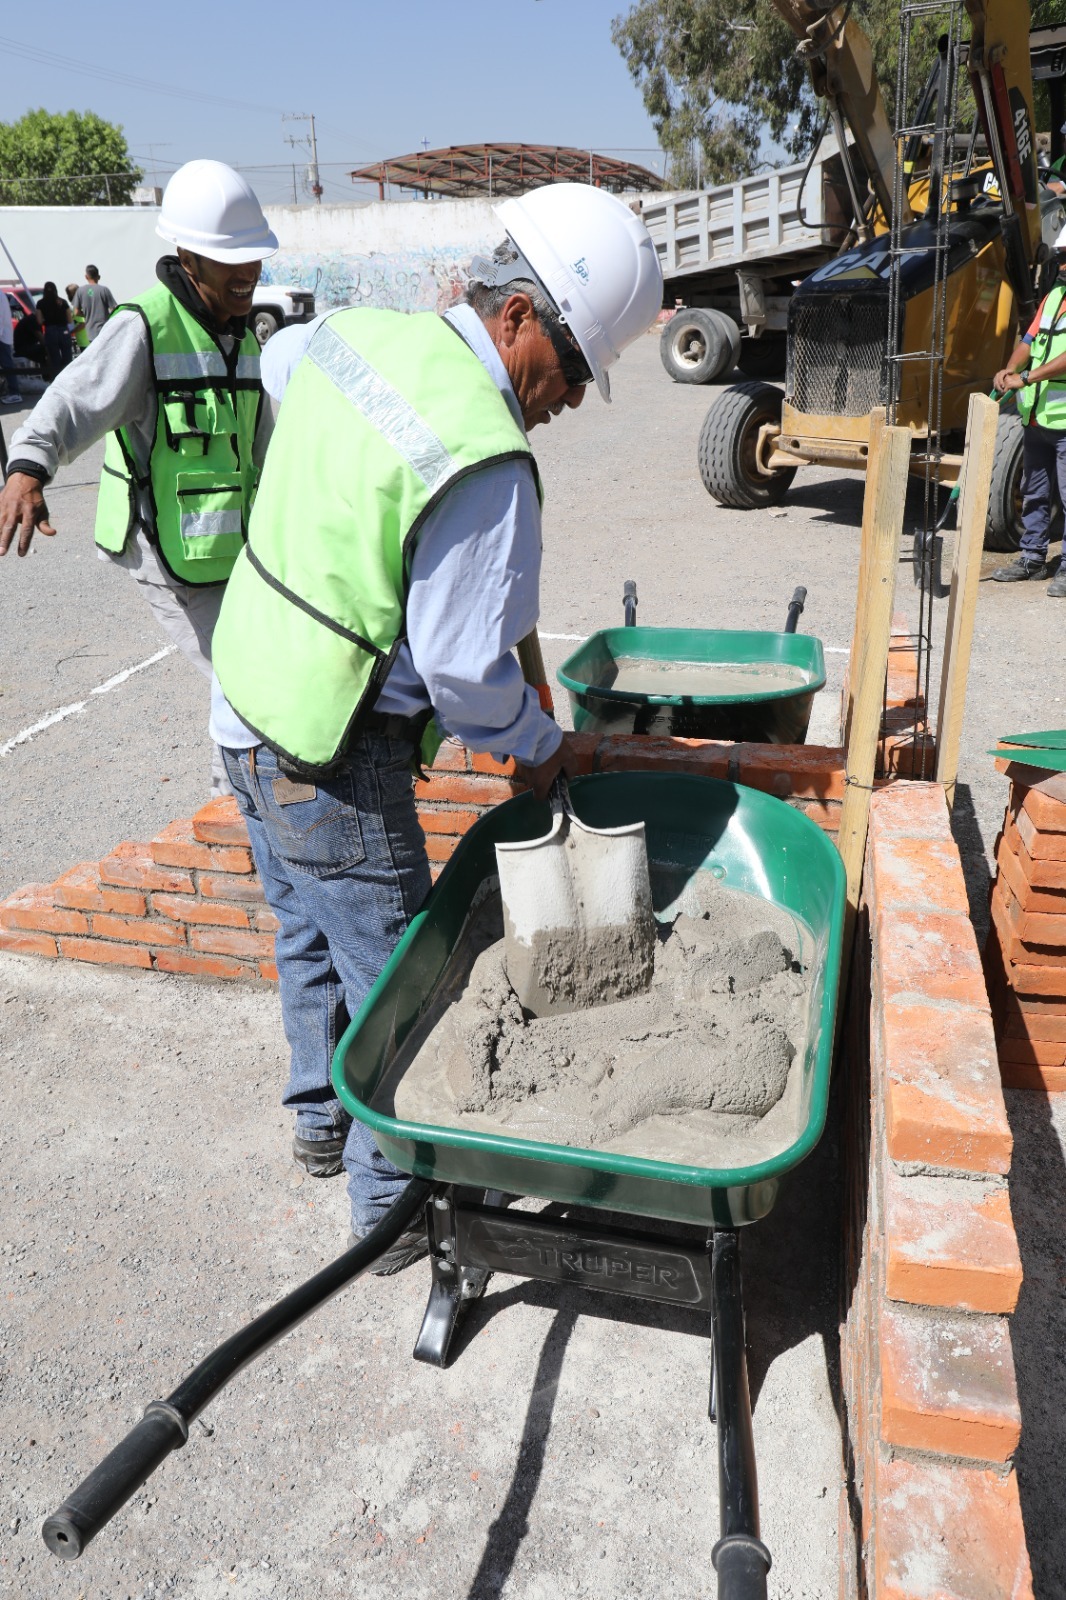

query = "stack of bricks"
[0,734,849,977]
[985,760,1066,1091]
[840,783,1031,1599]
[840,621,936,780]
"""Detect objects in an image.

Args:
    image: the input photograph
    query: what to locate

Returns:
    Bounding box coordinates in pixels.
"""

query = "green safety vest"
[212,307,542,773]
[94,281,263,585]
[1018,283,1066,429]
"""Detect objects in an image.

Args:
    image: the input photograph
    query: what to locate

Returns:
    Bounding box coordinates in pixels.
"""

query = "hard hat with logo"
[157,160,278,264]
[489,183,663,402]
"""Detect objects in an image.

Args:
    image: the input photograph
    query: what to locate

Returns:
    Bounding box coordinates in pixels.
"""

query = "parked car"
[250,284,315,347]
[3,285,47,375]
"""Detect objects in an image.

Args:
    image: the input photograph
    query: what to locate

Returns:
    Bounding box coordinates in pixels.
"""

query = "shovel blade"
[496,817,656,1017]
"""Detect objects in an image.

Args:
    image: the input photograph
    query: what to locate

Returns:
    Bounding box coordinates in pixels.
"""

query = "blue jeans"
[222,737,432,1233]
[1020,422,1066,563]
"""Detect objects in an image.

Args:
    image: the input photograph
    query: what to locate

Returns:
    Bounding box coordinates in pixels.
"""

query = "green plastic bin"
[333,773,844,1229]
[557,626,826,743]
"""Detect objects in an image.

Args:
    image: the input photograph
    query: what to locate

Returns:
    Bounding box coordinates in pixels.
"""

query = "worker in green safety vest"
[0,160,278,794]
[210,183,664,1271]
[992,221,1066,595]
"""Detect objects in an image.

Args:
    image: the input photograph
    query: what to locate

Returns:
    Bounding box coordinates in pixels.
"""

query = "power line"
[4,37,289,118]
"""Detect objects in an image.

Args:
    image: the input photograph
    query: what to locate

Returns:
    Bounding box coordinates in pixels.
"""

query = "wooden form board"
[935,393,1000,808]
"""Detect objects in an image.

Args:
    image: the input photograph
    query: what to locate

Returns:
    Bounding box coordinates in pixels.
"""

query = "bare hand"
[993,369,1025,395]
[518,731,582,804]
[0,472,56,556]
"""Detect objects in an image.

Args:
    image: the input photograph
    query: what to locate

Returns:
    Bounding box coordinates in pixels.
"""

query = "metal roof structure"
[349,144,664,200]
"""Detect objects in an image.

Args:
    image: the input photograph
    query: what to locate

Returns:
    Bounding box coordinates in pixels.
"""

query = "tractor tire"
[660,308,739,384]
[984,410,1023,551]
[736,332,787,381]
[697,381,797,509]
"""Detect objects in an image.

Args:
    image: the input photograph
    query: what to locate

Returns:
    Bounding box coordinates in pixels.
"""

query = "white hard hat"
[492,183,663,402]
[157,160,278,264]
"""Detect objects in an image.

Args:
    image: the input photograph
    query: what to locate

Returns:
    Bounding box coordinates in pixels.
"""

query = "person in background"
[66,284,89,352]
[0,293,22,405]
[73,265,117,342]
[0,161,277,796]
[36,283,73,376]
[992,222,1066,596]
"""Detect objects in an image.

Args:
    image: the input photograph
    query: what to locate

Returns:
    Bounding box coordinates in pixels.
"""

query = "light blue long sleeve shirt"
[210,303,561,768]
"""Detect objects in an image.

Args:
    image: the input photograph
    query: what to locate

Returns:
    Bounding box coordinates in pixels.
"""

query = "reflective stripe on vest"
[211,308,541,772]
[93,281,262,585]
[1018,284,1066,427]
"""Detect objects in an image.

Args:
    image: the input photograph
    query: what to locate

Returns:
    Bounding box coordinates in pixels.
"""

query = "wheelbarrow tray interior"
[333,773,844,1229]
[556,626,827,743]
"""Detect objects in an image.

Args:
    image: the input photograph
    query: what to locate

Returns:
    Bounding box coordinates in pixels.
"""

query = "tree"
[0,110,141,205]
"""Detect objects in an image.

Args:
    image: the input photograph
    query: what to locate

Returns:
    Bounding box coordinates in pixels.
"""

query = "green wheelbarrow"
[43,774,845,1600]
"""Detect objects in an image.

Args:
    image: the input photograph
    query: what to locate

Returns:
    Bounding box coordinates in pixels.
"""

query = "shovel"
[496,630,656,1017]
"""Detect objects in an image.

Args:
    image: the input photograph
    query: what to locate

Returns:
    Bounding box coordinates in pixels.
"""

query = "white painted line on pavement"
[539,632,585,641]
[1,645,177,757]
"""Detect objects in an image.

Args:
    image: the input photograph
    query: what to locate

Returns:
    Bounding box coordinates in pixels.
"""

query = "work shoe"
[292,1131,346,1177]
[1,391,22,405]
[990,556,1050,583]
[347,1228,429,1276]
[1049,569,1066,598]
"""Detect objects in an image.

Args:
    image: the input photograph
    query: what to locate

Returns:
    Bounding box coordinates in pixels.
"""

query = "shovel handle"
[516,630,555,716]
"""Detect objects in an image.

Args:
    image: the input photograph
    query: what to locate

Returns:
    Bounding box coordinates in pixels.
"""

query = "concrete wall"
[0,198,503,311]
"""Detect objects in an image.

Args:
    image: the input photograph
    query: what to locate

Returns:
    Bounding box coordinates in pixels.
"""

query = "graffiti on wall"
[261,245,491,313]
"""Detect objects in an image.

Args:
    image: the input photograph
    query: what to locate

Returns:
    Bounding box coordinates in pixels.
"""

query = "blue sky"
[5,1,665,203]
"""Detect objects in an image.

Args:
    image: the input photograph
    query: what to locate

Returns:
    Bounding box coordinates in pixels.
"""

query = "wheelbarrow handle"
[623,579,638,628]
[43,1403,188,1560]
[783,587,806,635]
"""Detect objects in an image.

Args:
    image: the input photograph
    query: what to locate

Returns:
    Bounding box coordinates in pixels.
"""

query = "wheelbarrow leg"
[413,1188,502,1369]
[709,1229,772,1600]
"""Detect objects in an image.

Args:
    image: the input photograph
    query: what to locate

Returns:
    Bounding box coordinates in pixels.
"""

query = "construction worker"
[210,183,663,1271]
[991,222,1066,596]
[0,161,277,792]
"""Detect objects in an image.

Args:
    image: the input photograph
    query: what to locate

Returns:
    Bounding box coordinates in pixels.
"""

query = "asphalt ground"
[1,333,1063,1595]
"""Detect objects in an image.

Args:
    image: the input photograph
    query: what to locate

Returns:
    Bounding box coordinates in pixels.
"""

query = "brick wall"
[985,761,1066,1091]
[0,734,847,976]
[840,783,1032,1598]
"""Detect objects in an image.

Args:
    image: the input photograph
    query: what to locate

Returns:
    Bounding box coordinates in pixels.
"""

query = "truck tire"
[984,410,1023,551]
[737,333,787,381]
[697,382,797,509]
[253,308,281,347]
[660,309,739,384]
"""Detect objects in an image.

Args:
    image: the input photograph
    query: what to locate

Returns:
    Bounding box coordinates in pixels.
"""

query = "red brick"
[792,798,841,833]
[880,1300,1021,1462]
[148,819,215,871]
[880,1002,1011,1174]
[254,908,279,934]
[417,808,480,836]
[999,1007,1066,1042]
[1014,802,1066,862]
[1000,1060,1066,1091]
[191,796,249,846]
[877,729,937,781]
[429,740,469,772]
[883,1167,1021,1314]
[199,872,265,905]
[0,885,89,937]
[596,735,733,777]
[153,949,258,981]
[867,781,949,839]
[91,913,186,948]
[874,1458,1033,1599]
[1002,817,1066,893]
[188,926,276,960]
[57,937,152,969]
[990,890,1066,971]
[875,907,990,1012]
[1021,784,1066,834]
[98,851,194,895]
[993,957,1066,998]
[996,1034,1066,1067]
[885,642,922,710]
[53,862,147,916]
[997,874,1066,950]
[425,834,458,863]
[258,959,278,982]
[869,832,970,917]
[469,751,517,777]
[0,929,57,958]
[414,773,519,807]
[151,894,250,929]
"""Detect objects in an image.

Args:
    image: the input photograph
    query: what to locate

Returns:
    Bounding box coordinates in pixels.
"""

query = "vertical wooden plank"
[838,424,912,944]
[935,393,1000,808]
[843,406,888,747]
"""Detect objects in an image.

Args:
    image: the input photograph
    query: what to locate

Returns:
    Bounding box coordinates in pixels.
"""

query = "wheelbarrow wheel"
[697,382,797,510]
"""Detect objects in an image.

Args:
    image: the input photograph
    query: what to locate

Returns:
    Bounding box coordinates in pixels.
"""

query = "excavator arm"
[770,0,911,230]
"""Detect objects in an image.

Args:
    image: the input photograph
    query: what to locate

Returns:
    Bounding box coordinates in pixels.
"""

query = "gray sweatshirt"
[10,309,273,582]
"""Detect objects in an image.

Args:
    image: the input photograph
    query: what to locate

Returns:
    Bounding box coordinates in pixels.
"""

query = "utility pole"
[282,112,323,203]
